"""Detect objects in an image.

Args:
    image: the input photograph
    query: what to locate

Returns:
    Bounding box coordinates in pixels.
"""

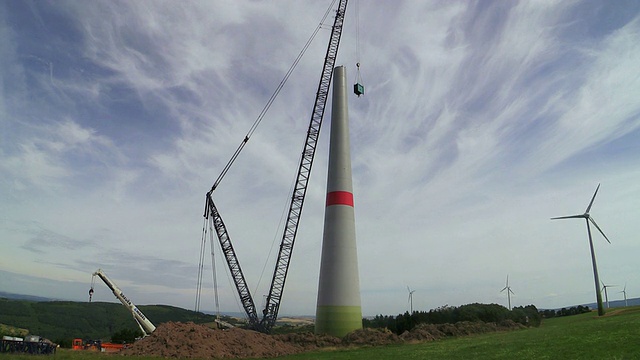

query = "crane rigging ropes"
[207,1,338,193]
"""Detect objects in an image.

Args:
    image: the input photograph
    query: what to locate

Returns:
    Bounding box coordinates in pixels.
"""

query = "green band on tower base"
[315,305,362,337]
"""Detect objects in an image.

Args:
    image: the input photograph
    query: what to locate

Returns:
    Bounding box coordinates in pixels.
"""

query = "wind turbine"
[619,283,628,307]
[407,286,415,314]
[601,282,616,308]
[551,183,611,316]
[501,275,514,310]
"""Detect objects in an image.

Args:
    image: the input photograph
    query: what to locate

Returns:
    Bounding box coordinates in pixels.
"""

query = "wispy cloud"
[2,1,640,315]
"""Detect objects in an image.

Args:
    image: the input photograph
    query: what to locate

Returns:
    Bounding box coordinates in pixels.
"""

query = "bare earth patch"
[121,322,305,358]
[121,320,526,358]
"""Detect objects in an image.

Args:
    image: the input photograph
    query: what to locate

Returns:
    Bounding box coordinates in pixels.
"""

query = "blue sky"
[2,0,640,317]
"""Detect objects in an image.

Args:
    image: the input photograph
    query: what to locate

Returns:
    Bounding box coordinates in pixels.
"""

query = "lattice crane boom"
[260,0,348,331]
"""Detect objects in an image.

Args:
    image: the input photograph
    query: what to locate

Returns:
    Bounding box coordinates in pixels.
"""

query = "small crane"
[90,269,156,336]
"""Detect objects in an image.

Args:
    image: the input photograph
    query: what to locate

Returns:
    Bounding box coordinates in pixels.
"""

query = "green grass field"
[2,307,639,360]
[279,307,640,360]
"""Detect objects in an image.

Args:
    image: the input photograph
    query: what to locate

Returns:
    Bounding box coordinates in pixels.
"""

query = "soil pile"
[121,322,304,358]
[122,320,527,358]
[342,328,402,346]
[400,320,525,342]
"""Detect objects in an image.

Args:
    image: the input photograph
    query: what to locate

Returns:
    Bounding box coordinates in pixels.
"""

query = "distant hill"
[0,297,217,341]
[581,297,640,310]
[0,291,56,302]
[538,297,640,312]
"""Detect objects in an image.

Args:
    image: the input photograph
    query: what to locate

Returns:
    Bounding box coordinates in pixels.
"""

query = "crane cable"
[356,0,360,68]
[353,0,364,96]
[208,219,221,321]
[195,216,207,312]
[208,0,338,193]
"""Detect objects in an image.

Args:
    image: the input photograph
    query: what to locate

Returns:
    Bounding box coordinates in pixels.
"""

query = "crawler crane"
[199,0,349,333]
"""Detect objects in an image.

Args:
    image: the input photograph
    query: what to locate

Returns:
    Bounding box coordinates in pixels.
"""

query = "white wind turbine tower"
[601,282,616,309]
[407,286,416,314]
[501,275,514,310]
[619,283,628,307]
[551,183,612,316]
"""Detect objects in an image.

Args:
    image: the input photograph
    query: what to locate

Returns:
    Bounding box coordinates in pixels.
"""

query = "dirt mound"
[121,320,528,358]
[273,332,341,349]
[343,327,402,346]
[121,322,303,359]
[400,320,526,342]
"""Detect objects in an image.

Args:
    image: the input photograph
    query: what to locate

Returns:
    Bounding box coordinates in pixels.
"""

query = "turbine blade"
[501,286,507,292]
[509,288,515,295]
[551,214,585,220]
[589,217,611,244]
[585,183,601,214]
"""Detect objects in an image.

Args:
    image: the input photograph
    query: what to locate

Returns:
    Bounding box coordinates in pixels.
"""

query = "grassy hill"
[0,297,216,342]
[274,307,640,360]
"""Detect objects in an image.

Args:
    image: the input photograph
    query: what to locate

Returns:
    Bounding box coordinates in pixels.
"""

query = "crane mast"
[91,269,157,336]
[260,0,348,331]
[204,194,260,328]
[204,0,349,333]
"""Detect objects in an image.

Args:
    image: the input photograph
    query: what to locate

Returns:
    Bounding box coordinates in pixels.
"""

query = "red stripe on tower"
[326,191,354,207]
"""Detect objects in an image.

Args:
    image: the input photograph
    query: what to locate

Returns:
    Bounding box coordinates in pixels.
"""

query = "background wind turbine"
[501,275,514,310]
[619,283,628,307]
[601,282,616,308]
[407,286,415,314]
[551,184,611,316]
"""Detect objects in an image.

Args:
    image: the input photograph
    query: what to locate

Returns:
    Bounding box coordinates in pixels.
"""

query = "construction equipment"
[72,338,101,352]
[72,338,124,353]
[200,0,349,333]
[1,335,56,355]
[90,269,156,336]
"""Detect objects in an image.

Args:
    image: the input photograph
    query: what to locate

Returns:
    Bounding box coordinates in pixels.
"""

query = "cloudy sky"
[2,0,640,318]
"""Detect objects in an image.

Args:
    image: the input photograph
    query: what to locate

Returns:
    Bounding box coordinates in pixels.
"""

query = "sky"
[1,0,640,318]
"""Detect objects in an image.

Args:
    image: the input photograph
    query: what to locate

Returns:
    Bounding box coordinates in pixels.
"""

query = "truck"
[72,338,125,353]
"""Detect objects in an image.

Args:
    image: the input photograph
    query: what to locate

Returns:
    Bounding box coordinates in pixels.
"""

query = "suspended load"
[353,62,364,96]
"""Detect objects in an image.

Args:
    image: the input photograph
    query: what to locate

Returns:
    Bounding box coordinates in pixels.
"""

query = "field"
[2,307,639,360]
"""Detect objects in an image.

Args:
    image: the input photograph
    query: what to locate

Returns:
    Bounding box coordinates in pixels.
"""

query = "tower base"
[315,305,362,337]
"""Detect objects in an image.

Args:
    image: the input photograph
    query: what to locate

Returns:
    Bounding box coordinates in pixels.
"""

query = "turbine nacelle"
[501,286,515,295]
[550,184,611,244]
[601,282,617,292]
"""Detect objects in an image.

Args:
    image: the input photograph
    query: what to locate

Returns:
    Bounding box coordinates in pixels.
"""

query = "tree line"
[539,305,591,318]
[363,303,542,335]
